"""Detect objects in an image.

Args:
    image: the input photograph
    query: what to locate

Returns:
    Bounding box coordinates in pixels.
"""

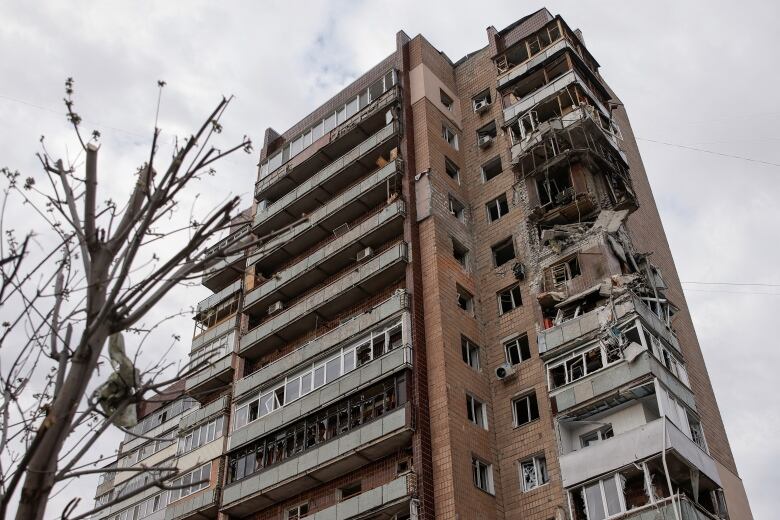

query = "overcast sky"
[1,1,778,518]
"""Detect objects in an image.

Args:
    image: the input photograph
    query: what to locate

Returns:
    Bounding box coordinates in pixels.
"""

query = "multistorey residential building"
[92,8,753,520]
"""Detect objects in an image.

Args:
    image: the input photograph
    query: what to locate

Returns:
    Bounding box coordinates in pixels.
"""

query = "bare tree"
[0,78,253,520]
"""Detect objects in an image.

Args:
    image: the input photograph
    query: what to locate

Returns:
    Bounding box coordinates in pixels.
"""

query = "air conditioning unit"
[474,99,491,113]
[267,301,284,315]
[478,134,494,149]
[495,362,516,381]
[356,247,373,262]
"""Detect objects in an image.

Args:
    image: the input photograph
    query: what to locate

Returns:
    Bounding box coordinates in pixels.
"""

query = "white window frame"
[442,125,459,150]
[466,394,488,429]
[520,455,548,491]
[486,193,509,222]
[512,392,539,427]
[461,336,480,370]
[547,340,623,390]
[504,335,530,366]
[472,458,494,494]
[498,285,522,315]
[169,462,211,503]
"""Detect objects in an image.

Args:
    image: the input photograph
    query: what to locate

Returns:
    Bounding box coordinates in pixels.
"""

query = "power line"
[683,288,780,296]
[636,137,780,167]
[681,281,780,288]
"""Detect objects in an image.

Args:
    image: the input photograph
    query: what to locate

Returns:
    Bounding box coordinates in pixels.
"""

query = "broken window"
[466,394,487,429]
[461,336,480,370]
[444,156,460,183]
[440,89,454,111]
[547,344,620,390]
[492,237,516,267]
[546,255,581,290]
[448,194,466,222]
[481,155,503,182]
[505,334,531,365]
[456,284,474,315]
[498,285,522,315]
[472,458,494,494]
[580,426,613,449]
[339,482,362,501]
[477,121,497,148]
[520,455,548,491]
[486,193,509,222]
[442,124,459,149]
[472,89,492,112]
[513,392,539,426]
[536,168,574,207]
[286,503,309,520]
[451,236,469,269]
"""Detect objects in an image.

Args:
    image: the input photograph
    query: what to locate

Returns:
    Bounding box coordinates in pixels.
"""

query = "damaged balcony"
[201,221,253,292]
[248,160,404,276]
[297,472,417,520]
[537,290,680,358]
[256,85,399,204]
[522,151,636,227]
[244,201,406,320]
[240,242,410,360]
[186,297,240,400]
[501,58,611,130]
[221,376,412,517]
[253,120,399,237]
[230,325,411,448]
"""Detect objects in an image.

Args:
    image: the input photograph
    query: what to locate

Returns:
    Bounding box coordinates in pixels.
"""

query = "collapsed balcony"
[239,242,410,360]
[521,151,636,228]
[248,160,404,276]
[221,375,412,516]
[256,81,399,204]
[201,220,253,292]
[244,201,406,320]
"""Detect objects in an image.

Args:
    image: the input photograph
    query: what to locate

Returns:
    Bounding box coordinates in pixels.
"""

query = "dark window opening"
[492,238,516,267]
[481,156,503,182]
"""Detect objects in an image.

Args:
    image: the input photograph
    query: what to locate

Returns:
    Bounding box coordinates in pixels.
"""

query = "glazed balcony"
[255,87,399,204]
[249,160,403,275]
[537,292,679,357]
[253,120,399,237]
[498,37,595,90]
[559,418,721,490]
[201,224,253,292]
[244,201,406,318]
[240,242,409,360]
[220,404,413,516]
[164,488,219,520]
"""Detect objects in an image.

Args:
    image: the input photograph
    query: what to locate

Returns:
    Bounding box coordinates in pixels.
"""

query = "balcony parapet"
[197,279,242,315]
[185,354,234,399]
[559,417,721,489]
[240,242,409,359]
[221,404,413,516]
[248,160,403,272]
[305,473,416,520]
[191,315,239,354]
[244,201,406,316]
[179,395,229,433]
[164,487,218,520]
[253,121,398,234]
[201,225,253,292]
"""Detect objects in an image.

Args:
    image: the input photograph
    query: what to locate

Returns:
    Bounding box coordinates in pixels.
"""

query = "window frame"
[442,124,459,150]
[504,334,531,365]
[519,455,549,492]
[512,392,540,427]
[498,284,523,315]
[491,237,516,267]
[440,89,454,111]
[444,156,460,183]
[472,457,495,494]
[461,336,480,370]
[466,393,488,430]
[486,193,510,223]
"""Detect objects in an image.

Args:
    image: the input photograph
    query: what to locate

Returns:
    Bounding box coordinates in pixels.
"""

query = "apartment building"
[91,8,753,520]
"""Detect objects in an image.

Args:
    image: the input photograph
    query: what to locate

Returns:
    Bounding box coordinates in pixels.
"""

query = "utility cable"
[636,137,780,168]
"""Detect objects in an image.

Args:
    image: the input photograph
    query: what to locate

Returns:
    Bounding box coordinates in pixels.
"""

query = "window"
[461,336,480,369]
[466,394,487,429]
[548,343,622,390]
[498,285,522,314]
[546,256,581,290]
[573,474,627,520]
[169,462,211,502]
[476,121,497,148]
[472,458,494,494]
[177,416,225,455]
[286,503,309,520]
[520,456,548,491]
[456,285,474,315]
[339,482,362,501]
[537,168,573,207]
[513,393,539,426]
[451,237,469,269]
[448,195,465,222]
[580,426,613,448]
[473,89,492,112]
[440,89,454,111]
[442,125,459,149]
[444,156,460,183]
[486,193,509,222]
[505,335,531,365]
[491,237,515,267]
[481,156,502,182]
